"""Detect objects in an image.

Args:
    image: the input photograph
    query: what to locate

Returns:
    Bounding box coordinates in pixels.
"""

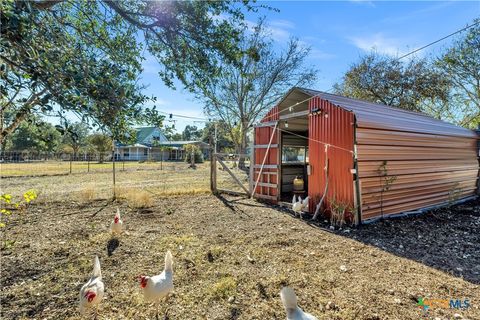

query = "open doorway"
[279,129,309,202]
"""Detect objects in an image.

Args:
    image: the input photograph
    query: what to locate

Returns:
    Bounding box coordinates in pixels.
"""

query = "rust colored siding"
[356,127,479,220]
[253,106,280,202]
[308,97,355,216]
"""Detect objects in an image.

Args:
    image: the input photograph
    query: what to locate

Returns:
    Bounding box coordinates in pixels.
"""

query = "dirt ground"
[1,195,479,320]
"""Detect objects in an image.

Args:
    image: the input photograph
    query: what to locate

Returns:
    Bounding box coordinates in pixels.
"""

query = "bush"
[184,144,204,163]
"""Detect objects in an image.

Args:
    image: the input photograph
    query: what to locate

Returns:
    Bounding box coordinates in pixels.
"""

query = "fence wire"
[0,150,214,203]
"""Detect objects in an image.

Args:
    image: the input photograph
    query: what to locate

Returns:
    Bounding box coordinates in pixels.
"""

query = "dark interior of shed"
[278,117,309,203]
[276,89,312,203]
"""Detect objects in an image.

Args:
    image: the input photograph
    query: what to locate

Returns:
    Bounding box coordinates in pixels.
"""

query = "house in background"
[115,127,209,161]
[158,140,210,160]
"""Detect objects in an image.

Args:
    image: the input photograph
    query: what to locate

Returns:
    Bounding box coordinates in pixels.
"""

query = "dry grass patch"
[209,276,237,300]
[77,186,96,202]
[120,189,154,209]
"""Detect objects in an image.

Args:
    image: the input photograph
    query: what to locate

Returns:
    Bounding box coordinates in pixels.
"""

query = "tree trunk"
[238,122,248,171]
[0,89,46,145]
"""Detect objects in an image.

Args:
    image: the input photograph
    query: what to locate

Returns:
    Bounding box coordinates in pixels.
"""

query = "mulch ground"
[1,195,479,319]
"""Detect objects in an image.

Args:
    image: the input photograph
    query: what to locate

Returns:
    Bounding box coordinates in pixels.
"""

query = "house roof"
[136,127,158,143]
[275,87,477,138]
[117,143,149,149]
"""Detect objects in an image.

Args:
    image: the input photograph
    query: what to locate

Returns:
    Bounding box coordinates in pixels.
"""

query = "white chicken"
[139,251,174,318]
[280,287,317,320]
[110,207,123,235]
[79,256,104,316]
[292,195,309,218]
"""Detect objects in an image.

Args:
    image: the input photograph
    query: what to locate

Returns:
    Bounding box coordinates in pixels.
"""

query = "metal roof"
[280,87,478,138]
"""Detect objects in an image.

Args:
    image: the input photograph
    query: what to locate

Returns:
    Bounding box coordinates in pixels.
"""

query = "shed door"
[253,122,279,202]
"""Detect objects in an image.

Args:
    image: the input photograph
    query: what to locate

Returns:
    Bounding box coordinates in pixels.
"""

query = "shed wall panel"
[253,107,279,202]
[308,97,355,216]
[356,126,478,221]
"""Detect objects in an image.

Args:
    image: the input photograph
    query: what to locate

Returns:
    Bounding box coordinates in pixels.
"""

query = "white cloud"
[269,19,295,30]
[141,53,161,75]
[349,0,376,7]
[349,33,412,56]
[309,48,335,60]
[245,19,295,42]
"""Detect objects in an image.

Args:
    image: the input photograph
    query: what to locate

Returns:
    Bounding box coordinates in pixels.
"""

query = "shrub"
[184,144,204,163]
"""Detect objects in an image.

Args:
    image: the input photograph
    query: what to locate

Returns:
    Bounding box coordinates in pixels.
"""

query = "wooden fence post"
[210,140,217,193]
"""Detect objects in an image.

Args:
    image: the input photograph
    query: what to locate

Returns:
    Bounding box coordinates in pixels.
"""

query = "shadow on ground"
[343,198,480,285]
[221,194,480,285]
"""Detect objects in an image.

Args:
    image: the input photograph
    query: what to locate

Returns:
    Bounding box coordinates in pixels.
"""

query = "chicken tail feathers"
[280,287,298,311]
[164,250,173,272]
[93,255,102,279]
[302,196,310,207]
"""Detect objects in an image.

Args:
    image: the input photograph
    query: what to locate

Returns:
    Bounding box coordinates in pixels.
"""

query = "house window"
[124,151,129,158]
[144,149,148,156]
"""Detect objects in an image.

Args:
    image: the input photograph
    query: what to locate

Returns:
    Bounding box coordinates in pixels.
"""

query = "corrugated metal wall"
[356,127,478,220]
[308,97,355,217]
[253,106,279,202]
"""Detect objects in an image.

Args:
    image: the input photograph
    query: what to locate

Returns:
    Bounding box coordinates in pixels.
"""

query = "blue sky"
[142,0,479,132]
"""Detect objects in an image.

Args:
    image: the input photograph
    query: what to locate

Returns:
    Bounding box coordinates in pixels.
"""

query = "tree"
[61,122,90,160]
[88,133,112,163]
[195,20,317,164]
[182,125,201,141]
[436,19,480,128]
[165,132,182,141]
[8,118,62,156]
[334,52,450,114]
[0,1,152,144]
[201,121,233,152]
[1,1,264,144]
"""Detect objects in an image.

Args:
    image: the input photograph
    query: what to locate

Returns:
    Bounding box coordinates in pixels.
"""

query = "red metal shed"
[252,87,480,223]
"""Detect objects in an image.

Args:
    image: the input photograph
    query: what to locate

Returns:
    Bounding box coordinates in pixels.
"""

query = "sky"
[52,1,480,133]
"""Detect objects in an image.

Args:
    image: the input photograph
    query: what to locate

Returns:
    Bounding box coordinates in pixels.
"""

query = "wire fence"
[0,149,252,206]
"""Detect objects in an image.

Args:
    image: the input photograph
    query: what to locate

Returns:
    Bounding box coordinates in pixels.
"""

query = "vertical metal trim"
[353,116,362,225]
[278,128,282,201]
[476,126,480,195]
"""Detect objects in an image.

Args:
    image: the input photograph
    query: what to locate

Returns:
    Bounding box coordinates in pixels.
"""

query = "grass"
[209,276,237,300]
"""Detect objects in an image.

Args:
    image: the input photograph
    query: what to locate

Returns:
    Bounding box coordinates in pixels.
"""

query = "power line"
[157,110,209,122]
[397,20,479,60]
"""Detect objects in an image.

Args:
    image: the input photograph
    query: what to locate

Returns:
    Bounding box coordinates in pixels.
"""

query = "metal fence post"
[87,154,90,173]
[69,154,72,174]
[112,140,116,199]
